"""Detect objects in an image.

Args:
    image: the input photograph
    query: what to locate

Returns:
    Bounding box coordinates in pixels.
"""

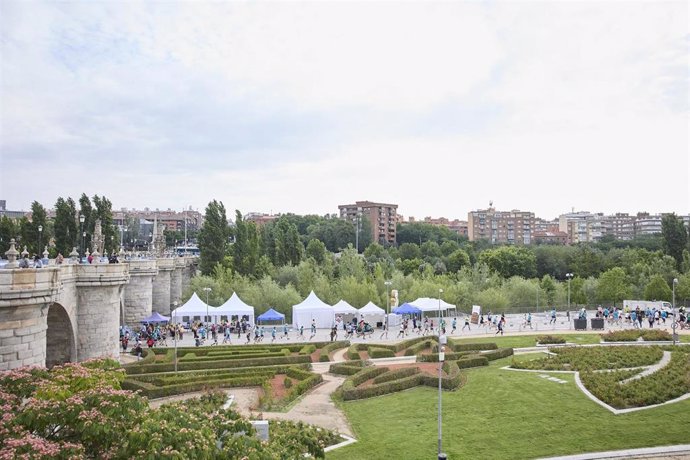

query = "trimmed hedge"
[417,351,473,363]
[419,361,465,390]
[299,345,317,355]
[449,341,498,352]
[372,367,420,384]
[343,374,422,400]
[318,341,350,362]
[395,336,433,353]
[122,374,271,399]
[536,335,566,344]
[482,348,514,361]
[601,329,672,342]
[125,355,312,375]
[457,355,489,369]
[404,340,435,356]
[368,347,395,359]
[329,361,368,376]
[346,345,361,361]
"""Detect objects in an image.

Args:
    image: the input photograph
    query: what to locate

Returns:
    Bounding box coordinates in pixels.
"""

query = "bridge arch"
[46,302,77,368]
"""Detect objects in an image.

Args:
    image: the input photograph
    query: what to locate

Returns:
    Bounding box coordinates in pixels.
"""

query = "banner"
[471,305,481,324]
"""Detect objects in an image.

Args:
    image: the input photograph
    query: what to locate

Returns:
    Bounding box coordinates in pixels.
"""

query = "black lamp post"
[79,214,85,259]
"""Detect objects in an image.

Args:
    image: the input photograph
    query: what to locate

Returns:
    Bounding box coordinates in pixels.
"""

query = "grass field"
[328,353,690,460]
[449,333,602,348]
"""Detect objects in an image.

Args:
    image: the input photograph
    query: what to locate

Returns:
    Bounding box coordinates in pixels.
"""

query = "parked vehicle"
[622,300,673,313]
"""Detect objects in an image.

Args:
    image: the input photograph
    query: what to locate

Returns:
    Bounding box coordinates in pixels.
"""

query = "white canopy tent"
[409,297,457,317]
[215,292,255,325]
[171,292,213,323]
[359,301,386,327]
[332,300,358,315]
[292,291,335,329]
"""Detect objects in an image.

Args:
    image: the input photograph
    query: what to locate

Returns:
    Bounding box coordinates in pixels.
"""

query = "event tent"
[215,292,255,324]
[257,308,285,324]
[409,297,457,316]
[141,312,170,323]
[393,303,422,314]
[292,291,334,329]
[332,300,358,315]
[171,292,212,322]
[358,301,386,327]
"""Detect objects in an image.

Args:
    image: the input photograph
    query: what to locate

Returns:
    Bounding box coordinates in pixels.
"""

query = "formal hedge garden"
[511,346,664,371]
[601,330,673,342]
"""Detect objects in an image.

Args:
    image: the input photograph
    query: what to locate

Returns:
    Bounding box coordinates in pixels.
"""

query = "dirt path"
[260,373,353,437]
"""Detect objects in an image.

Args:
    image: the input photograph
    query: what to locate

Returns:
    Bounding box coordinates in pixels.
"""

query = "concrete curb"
[539,444,690,459]
[324,434,357,452]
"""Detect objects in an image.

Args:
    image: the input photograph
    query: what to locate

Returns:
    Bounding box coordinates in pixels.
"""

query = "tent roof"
[393,303,422,314]
[257,308,285,321]
[141,312,170,323]
[216,292,254,314]
[172,292,209,315]
[359,302,385,315]
[409,297,456,312]
[332,300,358,314]
[292,291,333,311]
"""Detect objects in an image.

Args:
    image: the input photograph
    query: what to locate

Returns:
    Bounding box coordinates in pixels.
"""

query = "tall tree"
[78,193,94,253]
[661,213,688,269]
[24,201,50,256]
[0,215,18,255]
[643,275,672,302]
[198,200,229,275]
[305,238,327,265]
[231,210,262,277]
[92,195,116,254]
[596,267,632,306]
[53,197,79,256]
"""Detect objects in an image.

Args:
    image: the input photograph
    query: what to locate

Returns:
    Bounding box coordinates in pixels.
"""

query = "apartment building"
[245,213,279,226]
[338,201,398,245]
[558,211,606,244]
[467,207,535,245]
[113,207,203,233]
[408,216,469,237]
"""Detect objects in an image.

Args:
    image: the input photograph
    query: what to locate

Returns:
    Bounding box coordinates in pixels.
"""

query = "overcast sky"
[1,1,688,221]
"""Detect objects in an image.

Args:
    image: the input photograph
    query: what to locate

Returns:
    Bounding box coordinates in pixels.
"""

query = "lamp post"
[672,278,678,345]
[173,301,179,372]
[37,225,42,256]
[384,281,392,339]
[203,287,212,325]
[437,287,446,459]
[566,273,574,314]
[120,225,127,252]
[79,214,85,259]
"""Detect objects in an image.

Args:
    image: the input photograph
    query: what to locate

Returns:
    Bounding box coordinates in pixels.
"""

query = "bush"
[368,347,395,359]
[417,351,473,363]
[372,367,420,384]
[343,374,422,400]
[419,361,465,390]
[482,348,514,361]
[125,355,312,374]
[346,345,361,361]
[318,340,350,362]
[299,345,316,355]
[457,355,489,369]
[329,361,367,375]
[537,335,566,344]
[448,341,498,352]
[404,340,435,356]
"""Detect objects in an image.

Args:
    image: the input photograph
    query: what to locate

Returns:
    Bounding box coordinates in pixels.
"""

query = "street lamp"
[672,278,678,345]
[37,225,42,256]
[120,225,127,252]
[79,214,85,259]
[566,273,574,313]
[173,301,179,372]
[437,288,446,459]
[203,287,212,325]
[384,281,392,339]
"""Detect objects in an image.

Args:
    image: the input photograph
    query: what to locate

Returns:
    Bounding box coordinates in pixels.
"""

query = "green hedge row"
[457,355,489,369]
[329,361,368,375]
[368,347,395,359]
[179,350,290,362]
[346,344,361,361]
[372,367,420,384]
[125,355,312,375]
[343,374,422,400]
[419,361,465,390]
[416,351,473,363]
[348,366,389,387]
[482,348,514,361]
[318,341,350,362]
[404,339,436,356]
[449,341,498,352]
[299,345,317,355]
[122,374,271,399]
[601,330,672,342]
[146,342,337,356]
[536,335,566,344]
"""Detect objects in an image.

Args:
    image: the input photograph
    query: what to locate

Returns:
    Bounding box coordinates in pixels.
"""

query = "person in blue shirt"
[550,308,557,324]
[271,326,277,342]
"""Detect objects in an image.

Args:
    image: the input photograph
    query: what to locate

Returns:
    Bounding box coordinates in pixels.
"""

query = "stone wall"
[123,260,157,326]
[46,304,74,367]
[152,259,174,315]
[170,262,183,309]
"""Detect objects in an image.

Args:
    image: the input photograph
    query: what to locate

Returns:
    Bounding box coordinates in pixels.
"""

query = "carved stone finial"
[21,246,29,258]
[5,238,19,268]
[69,247,79,261]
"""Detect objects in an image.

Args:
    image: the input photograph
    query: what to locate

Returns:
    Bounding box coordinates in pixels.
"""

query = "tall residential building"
[408,216,469,237]
[558,211,606,244]
[245,213,279,226]
[113,207,203,233]
[338,201,398,246]
[601,213,636,240]
[467,207,535,245]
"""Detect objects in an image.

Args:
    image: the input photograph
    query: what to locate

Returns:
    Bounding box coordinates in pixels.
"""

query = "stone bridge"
[0,257,197,370]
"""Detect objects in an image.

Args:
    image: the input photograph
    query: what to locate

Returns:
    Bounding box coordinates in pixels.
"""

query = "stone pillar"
[181,256,198,292]
[123,260,157,326]
[171,259,184,309]
[152,258,174,315]
[74,264,129,361]
[0,267,60,370]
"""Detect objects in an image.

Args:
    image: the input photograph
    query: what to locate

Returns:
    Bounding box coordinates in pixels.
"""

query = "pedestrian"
[271,326,277,342]
[299,324,305,340]
[55,253,64,264]
[309,320,316,341]
[283,323,289,339]
[550,308,557,324]
[495,318,504,336]
[452,317,457,334]
[462,316,471,332]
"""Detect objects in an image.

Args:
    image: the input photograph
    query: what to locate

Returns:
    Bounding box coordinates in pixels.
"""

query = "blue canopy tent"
[393,303,422,315]
[141,312,170,323]
[257,308,285,325]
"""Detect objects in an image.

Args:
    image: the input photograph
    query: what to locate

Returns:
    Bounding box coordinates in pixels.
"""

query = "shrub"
[419,361,465,390]
[537,335,566,344]
[512,346,664,371]
[368,347,395,359]
[299,345,316,355]
[346,345,361,361]
[125,355,312,374]
[372,367,420,384]
[343,374,423,400]
[457,355,489,369]
[318,340,350,362]
[404,340,435,356]
[329,361,367,375]
[417,351,473,363]
[482,348,514,361]
[448,341,498,352]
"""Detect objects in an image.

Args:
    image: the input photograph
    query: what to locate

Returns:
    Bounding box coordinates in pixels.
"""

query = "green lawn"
[328,355,690,460]
[449,333,601,348]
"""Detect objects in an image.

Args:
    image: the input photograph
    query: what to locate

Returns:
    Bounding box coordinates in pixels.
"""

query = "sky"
[1,1,688,221]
